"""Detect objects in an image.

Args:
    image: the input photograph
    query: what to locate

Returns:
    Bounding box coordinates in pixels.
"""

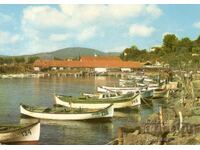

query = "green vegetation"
[27,56,40,64]
[120,34,200,69]
[0,64,33,74]
[0,56,39,65]
[0,56,39,74]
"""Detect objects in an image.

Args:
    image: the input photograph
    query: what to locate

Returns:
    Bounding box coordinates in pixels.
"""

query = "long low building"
[33,56,144,73]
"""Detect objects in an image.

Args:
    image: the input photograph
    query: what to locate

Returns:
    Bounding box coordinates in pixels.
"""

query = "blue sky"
[1,4,200,55]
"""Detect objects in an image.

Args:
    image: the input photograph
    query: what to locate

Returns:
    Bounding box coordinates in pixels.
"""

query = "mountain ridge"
[0,47,120,59]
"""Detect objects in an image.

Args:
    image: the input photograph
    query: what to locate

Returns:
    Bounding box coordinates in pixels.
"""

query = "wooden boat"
[153,88,169,98]
[97,86,153,98]
[82,92,128,99]
[54,93,141,109]
[119,79,135,83]
[97,86,140,94]
[119,79,135,86]
[0,121,40,143]
[20,104,114,120]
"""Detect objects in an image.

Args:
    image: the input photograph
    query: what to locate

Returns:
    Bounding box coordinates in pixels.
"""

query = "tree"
[194,35,200,47]
[27,56,39,64]
[163,34,178,52]
[3,57,13,64]
[14,56,25,64]
[178,37,192,52]
[121,45,141,61]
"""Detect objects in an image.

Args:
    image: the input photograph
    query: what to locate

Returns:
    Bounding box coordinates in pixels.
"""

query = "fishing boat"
[119,79,135,83]
[153,88,169,98]
[20,104,114,120]
[82,92,129,99]
[54,93,141,109]
[119,79,135,87]
[97,86,140,94]
[0,121,40,143]
[97,85,153,99]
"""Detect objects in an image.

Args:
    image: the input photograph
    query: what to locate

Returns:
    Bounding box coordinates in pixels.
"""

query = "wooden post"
[190,81,195,100]
[118,127,124,145]
[179,111,183,131]
[159,106,164,131]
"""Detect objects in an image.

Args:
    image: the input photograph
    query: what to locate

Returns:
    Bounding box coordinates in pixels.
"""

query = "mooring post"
[159,106,164,131]
[118,127,124,145]
[179,111,183,131]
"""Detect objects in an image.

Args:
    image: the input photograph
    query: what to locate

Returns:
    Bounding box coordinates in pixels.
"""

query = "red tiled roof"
[33,56,144,68]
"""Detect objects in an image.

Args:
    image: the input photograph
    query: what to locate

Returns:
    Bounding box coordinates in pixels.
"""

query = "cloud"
[146,5,162,18]
[108,5,144,19]
[193,22,200,29]
[78,27,96,41]
[22,5,162,30]
[22,6,68,29]
[60,5,102,26]
[49,33,70,42]
[129,24,155,37]
[18,4,162,54]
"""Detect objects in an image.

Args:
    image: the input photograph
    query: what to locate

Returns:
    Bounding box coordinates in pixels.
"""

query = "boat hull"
[97,86,139,95]
[0,121,40,143]
[20,105,114,121]
[54,94,141,109]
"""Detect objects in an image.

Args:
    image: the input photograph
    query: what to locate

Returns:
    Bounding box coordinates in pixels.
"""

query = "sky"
[1,4,200,55]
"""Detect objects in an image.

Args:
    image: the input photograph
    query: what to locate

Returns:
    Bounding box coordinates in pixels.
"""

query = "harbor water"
[0,76,164,145]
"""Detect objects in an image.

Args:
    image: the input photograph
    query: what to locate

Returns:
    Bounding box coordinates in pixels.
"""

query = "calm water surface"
[0,76,162,145]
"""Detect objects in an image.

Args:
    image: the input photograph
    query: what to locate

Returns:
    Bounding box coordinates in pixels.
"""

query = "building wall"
[121,68,131,72]
[33,67,40,71]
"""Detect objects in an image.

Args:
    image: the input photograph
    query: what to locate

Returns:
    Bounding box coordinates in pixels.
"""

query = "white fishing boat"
[97,85,153,98]
[119,79,135,85]
[0,121,40,143]
[82,92,124,99]
[20,104,114,121]
[54,94,141,109]
[97,86,140,94]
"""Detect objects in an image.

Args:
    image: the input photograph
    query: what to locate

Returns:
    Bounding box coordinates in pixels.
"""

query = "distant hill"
[31,47,120,59]
[0,47,120,59]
